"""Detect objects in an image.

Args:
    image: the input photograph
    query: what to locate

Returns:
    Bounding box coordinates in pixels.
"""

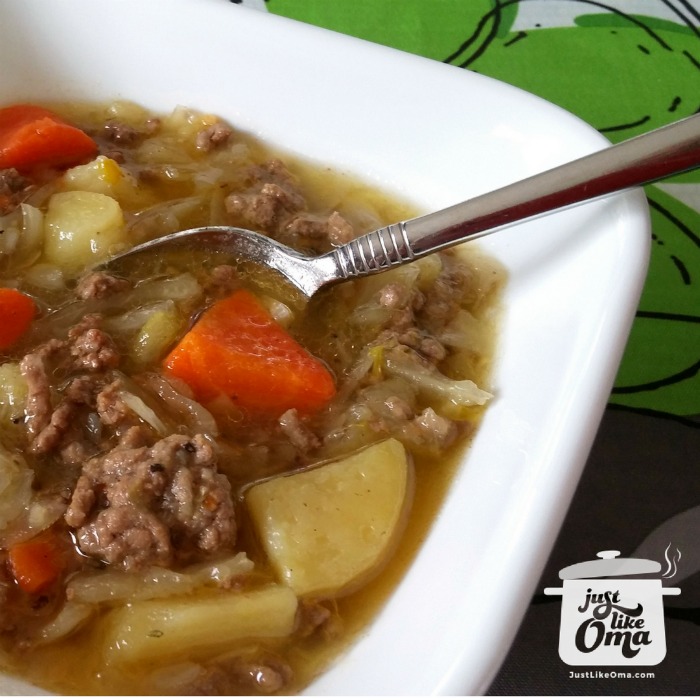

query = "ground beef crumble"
[196,122,232,151]
[0,168,31,215]
[18,314,127,456]
[74,271,130,300]
[64,433,236,570]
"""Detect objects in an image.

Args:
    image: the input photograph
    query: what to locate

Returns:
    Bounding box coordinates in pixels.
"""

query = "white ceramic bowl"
[0,0,650,694]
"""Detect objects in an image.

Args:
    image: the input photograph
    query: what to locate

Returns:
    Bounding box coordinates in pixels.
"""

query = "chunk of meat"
[60,439,98,466]
[95,379,134,427]
[278,408,320,452]
[225,158,306,232]
[296,599,342,641]
[247,158,295,187]
[74,271,130,300]
[101,117,159,148]
[327,211,355,245]
[75,507,172,572]
[383,395,414,421]
[29,375,98,455]
[205,264,240,294]
[102,120,141,145]
[285,210,355,246]
[400,407,459,452]
[19,352,53,441]
[0,167,28,196]
[68,321,120,372]
[374,281,447,363]
[226,657,293,694]
[117,424,153,450]
[377,282,421,331]
[225,182,305,231]
[174,654,293,695]
[195,122,232,151]
[65,434,235,570]
[284,214,328,239]
[0,167,30,214]
[19,316,126,458]
[394,327,447,361]
[31,402,76,454]
[418,254,472,333]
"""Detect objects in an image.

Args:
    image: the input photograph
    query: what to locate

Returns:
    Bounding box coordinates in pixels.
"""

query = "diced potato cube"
[161,106,222,142]
[44,191,127,271]
[247,438,411,596]
[63,156,131,197]
[104,100,153,127]
[103,584,297,666]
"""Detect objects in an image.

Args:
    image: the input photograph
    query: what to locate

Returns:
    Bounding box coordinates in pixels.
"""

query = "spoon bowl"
[103,113,700,298]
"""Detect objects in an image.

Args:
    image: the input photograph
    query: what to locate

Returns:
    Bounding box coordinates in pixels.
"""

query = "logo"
[545,550,680,666]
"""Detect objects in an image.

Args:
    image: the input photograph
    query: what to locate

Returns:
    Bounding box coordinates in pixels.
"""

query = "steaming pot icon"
[544,550,680,666]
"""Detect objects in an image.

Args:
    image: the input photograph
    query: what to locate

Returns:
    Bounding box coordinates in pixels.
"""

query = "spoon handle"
[329,113,700,279]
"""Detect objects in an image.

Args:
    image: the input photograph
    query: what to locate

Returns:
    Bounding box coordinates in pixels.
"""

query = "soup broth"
[0,101,503,694]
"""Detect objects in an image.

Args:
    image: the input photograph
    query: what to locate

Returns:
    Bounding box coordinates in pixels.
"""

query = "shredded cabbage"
[67,552,254,604]
[119,390,169,436]
[0,203,44,267]
[22,262,65,291]
[141,373,219,437]
[438,309,488,353]
[0,363,29,449]
[259,295,294,328]
[383,347,492,410]
[0,363,27,418]
[36,602,94,646]
[104,300,176,335]
[0,448,33,531]
[134,272,202,303]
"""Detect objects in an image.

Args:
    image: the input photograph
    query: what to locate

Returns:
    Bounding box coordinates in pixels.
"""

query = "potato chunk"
[103,584,297,666]
[63,156,132,198]
[43,191,126,271]
[247,438,411,596]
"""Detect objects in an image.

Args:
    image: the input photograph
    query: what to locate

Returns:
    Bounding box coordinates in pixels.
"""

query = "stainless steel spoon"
[104,113,700,297]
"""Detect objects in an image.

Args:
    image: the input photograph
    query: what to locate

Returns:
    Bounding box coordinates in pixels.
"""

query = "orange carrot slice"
[163,289,336,415]
[0,104,97,172]
[8,532,69,594]
[0,287,36,349]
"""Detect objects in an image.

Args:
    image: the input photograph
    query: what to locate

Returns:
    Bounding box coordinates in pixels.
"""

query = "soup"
[0,101,503,694]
